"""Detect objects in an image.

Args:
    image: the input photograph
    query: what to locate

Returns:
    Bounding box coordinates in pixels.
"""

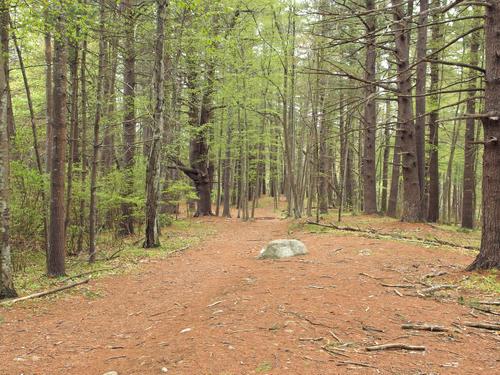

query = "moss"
[255,362,273,373]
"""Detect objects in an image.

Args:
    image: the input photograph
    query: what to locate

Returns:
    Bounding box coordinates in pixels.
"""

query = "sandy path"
[0,210,498,375]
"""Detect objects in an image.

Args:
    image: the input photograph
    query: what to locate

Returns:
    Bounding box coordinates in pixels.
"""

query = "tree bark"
[144,0,167,247]
[362,0,377,214]
[392,0,421,222]
[47,11,67,276]
[427,0,441,223]
[0,1,16,298]
[119,0,136,236]
[414,0,428,217]
[468,2,500,270]
[462,17,480,229]
[89,0,107,261]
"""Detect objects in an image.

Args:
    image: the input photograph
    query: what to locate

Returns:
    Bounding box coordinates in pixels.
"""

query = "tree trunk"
[427,0,441,223]
[119,0,136,236]
[89,0,107,261]
[47,12,67,276]
[0,1,16,298]
[381,101,391,213]
[45,31,53,173]
[468,2,500,270]
[392,0,421,222]
[362,0,377,214]
[462,18,480,229]
[222,109,232,218]
[144,0,167,247]
[414,0,428,216]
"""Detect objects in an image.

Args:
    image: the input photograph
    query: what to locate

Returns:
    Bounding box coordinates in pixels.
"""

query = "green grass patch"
[9,218,211,302]
[461,270,500,294]
[255,362,273,373]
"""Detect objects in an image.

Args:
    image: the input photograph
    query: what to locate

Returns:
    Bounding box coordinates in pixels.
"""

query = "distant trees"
[0,0,498,297]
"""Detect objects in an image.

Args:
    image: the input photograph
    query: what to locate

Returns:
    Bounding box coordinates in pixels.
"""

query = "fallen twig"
[420,284,457,294]
[61,266,119,282]
[421,271,447,279]
[362,325,384,333]
[305,221,479,250]
[207,300,224,308]
[0,279,90,305]
[394,289,403,297]
[462,322,500,331]
[329,330,343,343]
[359,272,384,280]
[381,283,414,289]
[299,337,324,342]
[337,360,376,368]
[366,343,426,351]
[477,301,500,306]
[402,323,448,332]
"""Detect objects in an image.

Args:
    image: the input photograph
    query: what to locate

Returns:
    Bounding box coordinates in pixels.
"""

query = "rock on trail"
[258,239,308,259]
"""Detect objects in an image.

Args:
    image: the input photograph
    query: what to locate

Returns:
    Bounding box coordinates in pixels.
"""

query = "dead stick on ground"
[329,330,343,343]
[381,283,414,289]
[61,266,119,282]
[359,272,384,280]
[366,343,426,351]
[0,279,90,305]
[402,324,449,332]
[462,322,500,331]
[337,360,376,368]
[305,221,479,250]
[420,284,457,294]
[477,301,500,306]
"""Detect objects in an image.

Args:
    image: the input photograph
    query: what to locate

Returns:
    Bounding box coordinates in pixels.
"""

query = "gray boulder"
[258,239,308,259]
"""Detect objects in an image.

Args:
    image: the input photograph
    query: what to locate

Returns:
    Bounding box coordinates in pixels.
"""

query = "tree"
[391,0,421,222]
[47,8,67,276]
[144,0,168,247]
[0,0,16,298]
[462,13,480,229]
[468,2,500,270]
[119,0,136,235]
[361,0,377,214]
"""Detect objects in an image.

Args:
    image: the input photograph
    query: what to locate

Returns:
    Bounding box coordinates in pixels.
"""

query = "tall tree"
[119,0,136,235]
[461,15,480,229]
[414,0,428,216]
[144,0,168,247]
[0,0,16,298]
[361,0,377,214]
[468,2,500,270]
[47,8,67,276]
[427,0,441,223]
[392,0,421,222]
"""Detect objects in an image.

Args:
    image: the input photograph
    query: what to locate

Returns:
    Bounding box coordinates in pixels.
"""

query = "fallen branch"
[402,323,448,332]
[61,266,119,282]
[381,283,414,289]
[462,322,500,331]
[421,271,447,279]
[299,337,324,342]
[359,272,384,280]
[419,284,457,295]
[337,360,376,368]
[366,343,426,351]
[305,221,479,250]
[477,301,500,306]
[0,279,90,305]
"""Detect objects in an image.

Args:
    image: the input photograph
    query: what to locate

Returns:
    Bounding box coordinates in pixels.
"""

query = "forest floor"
[0,200,499,375]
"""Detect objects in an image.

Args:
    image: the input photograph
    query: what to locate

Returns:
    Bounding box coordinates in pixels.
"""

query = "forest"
[0,0,499,374]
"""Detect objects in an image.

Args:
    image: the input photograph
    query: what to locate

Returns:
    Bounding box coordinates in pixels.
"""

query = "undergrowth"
[8,219,212,302]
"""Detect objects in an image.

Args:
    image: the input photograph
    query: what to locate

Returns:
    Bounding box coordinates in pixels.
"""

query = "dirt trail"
[0,208,498,375]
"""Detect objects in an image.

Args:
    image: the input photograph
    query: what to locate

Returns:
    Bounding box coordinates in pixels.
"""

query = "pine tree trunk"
[119,0,136,236]
[144,0,167,247]
[362,0,377,214]
[462,18,480,229]
[468,3,500,270]
[414,0,428,216]
[427,0,441,222]
[392,0,421,222]
[48,11,67,276]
